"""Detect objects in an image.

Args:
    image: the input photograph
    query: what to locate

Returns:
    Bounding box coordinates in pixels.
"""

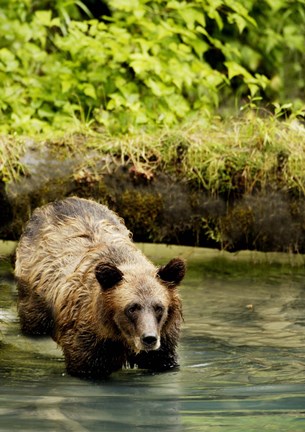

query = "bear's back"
[15,197,132,290]
[22,197,129,247]
[24,197,128,239]
[51,198,125,231]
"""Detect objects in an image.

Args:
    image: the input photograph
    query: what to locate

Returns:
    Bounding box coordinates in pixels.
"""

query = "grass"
[2,111,305,198]
[0,136,26,183]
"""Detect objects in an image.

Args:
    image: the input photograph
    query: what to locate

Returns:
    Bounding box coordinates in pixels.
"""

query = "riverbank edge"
[1,116,305,252]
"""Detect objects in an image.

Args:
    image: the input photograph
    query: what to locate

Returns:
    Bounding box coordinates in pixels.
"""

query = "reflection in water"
[1,244,305,431]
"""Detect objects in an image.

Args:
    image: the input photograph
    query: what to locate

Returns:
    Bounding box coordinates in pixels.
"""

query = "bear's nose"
[141,334,158,346]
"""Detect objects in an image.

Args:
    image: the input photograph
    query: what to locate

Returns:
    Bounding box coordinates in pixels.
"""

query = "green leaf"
[110,0,142,11]
[34,10,52,26]
[188,38,209,58]
[83,84,97,99]
[61,80,73,93]
[107,92,125,110]
[145,78,173,96]
[178,7,206,30]
[0,48,19,71]
[225,61,253,80]
[165,94,190,117]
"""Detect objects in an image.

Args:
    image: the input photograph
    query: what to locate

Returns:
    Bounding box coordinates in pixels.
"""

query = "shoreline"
[1,115,305,252]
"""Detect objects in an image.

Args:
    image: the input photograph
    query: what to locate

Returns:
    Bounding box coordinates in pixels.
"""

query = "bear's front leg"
[61,333,126,379]
[17,291,54,336]
[130,338,179,372]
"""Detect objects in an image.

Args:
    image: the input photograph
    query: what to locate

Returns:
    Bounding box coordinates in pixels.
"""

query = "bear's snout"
[141,334,158,350]
[136,308,162,351]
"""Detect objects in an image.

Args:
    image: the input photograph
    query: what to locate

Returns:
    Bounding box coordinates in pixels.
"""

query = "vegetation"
[0,136,25,182]
[0,0,304,134]
[3,113,305,197]
[93,113,305,198]
[1,1,305,252]
[2,112,305,251]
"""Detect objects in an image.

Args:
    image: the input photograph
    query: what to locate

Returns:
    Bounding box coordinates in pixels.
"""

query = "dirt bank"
[1,137,305,253]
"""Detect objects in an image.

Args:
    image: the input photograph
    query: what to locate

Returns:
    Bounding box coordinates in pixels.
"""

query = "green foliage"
[0,0,304,134]
[228,0,305,104]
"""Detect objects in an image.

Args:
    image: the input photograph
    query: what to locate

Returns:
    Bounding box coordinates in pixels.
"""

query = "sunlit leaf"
[34,10,52,26]
[83,84,97,100]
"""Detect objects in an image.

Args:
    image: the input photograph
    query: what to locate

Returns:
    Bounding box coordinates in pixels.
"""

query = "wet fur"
[15,197,185,378]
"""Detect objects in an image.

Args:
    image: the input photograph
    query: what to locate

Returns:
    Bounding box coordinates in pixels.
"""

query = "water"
[1,242,305,431]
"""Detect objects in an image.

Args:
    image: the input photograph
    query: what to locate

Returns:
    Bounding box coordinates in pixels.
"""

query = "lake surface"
[1,242,305,432]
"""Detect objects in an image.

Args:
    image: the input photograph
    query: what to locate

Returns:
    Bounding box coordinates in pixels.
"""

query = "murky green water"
[1,242,305,431]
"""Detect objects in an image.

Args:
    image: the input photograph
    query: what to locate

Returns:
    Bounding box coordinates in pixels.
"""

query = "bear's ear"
[95,263,123,291]
[157,258,186,287]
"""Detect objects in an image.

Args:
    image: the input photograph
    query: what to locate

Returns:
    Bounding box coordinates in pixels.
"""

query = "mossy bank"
[1,115,305,253]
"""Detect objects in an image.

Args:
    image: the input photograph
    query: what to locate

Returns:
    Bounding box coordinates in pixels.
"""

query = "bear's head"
[95,258,186,353]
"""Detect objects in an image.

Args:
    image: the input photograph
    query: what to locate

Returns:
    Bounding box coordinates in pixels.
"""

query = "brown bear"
[15,197,186,378]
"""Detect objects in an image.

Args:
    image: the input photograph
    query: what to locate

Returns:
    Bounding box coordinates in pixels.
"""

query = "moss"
[3,115,305,252]
[0,137,26,183]
[119,190,163,242]
[221,205,255,251]
[4,115,305,197]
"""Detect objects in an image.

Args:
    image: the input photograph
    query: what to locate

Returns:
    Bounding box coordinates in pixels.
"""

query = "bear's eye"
[154,305,164,316]
[126,303,141,317]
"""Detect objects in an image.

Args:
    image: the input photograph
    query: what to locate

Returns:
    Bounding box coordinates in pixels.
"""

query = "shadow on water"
[1,242,305,431]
